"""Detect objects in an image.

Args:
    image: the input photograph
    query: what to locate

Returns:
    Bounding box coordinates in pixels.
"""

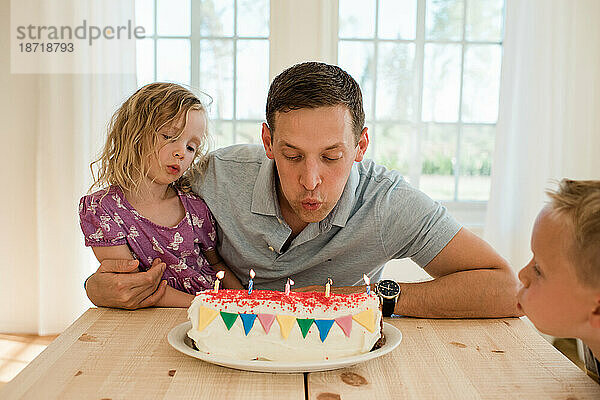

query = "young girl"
[79,83,242,308]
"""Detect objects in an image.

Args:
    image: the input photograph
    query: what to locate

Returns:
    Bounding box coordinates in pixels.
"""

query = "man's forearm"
[396,268,521,318]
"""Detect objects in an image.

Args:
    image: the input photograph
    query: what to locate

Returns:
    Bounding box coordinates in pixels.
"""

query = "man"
[85,62,520,317]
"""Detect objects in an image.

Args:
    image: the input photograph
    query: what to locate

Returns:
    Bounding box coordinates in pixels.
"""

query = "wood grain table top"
[2,307,599,399]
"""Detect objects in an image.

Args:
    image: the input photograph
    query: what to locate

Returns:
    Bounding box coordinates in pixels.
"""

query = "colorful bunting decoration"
[196,307,376,339]
[220,311,238,330]
[352,309,375,332]
[314,320,335,342]
[296,318,315,338]
[257,313,275,334]
[276,315,296,339]
[335,315,353,337]
[197,306,219,332]
[239,313,257,336]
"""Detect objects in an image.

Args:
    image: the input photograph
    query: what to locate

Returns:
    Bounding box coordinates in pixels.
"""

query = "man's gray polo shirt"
[194,144,461,290]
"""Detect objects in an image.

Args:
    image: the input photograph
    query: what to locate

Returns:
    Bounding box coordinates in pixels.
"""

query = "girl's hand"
[215,262,244,289]
[154,285,195,308]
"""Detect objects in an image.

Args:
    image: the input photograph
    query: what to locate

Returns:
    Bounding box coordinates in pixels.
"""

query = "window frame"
[337,0,504,207]
[138,0,269,144]
[137,0,503,227]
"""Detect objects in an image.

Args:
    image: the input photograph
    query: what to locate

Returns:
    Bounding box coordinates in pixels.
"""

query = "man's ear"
[261,123,274,159]
[590,296,600,329]
[354,127,369,162]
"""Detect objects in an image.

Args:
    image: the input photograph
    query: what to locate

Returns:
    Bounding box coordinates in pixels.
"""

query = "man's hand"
[85,258,167,310]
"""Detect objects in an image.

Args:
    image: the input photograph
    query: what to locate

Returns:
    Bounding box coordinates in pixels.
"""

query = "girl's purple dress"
[79,186,218,294]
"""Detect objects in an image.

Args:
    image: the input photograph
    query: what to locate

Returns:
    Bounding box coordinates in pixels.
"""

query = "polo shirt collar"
[329,163,359,227]
[250,156,360,228]
[251,156,279,217]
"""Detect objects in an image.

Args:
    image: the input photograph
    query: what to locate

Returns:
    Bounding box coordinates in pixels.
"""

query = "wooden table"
[2,308,599,399]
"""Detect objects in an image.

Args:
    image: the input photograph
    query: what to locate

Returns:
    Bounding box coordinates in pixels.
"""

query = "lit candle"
[284,278,294,295]
[324,277,332,297]
[213,270,225,293]
[248,269,255,295]
[363,274,371,295]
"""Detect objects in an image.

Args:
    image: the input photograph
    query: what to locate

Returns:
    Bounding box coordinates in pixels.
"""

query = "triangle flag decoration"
[239,313,257,336]
[276,315,296,339]
[335,315,353,337]
[257,314,276,334]
[352,309,375,332]
[220,311,238,331]
[197,306,219,332]
[296,318,315,338]
[314,320,335,342]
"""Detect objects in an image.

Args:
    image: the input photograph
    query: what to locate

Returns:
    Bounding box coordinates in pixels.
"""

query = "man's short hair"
[265,62,365,143]
[547,179,600,286]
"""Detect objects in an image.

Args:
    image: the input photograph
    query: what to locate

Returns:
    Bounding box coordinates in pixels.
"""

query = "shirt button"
[268,246,275,252]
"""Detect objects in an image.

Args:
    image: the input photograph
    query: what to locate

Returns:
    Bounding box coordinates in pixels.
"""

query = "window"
[134,0,504,207]
[134,0,270,149]
[338,0,504,202]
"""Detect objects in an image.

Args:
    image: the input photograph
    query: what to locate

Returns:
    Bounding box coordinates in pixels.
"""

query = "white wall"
[0,0,41,332]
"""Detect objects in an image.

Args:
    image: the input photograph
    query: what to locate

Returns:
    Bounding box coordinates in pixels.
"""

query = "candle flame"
[216,270,225,279]
[327,278,333,285]
[289,278,294,286]
[250,269,255,279]
[363,274,370,285]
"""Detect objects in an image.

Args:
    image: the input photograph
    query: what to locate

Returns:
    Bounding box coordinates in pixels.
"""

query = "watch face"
[377,280,400,297]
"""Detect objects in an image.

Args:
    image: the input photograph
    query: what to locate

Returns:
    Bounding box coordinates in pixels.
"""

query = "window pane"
[338,41,375,120]
[236,121,262,144]
[135,0,154,36]
[200,40,234,120]
[466,0,504,42]
[376,43,415,120]
[458,125,494,200]
[378,0,417,40]
[426,0,464,41]
[422,43,461,122]
[199,0,234,37]
[209,120,234,150]
[156,39,190,85]
[420,124,457,201]
[374,123,412,176]
[236,40,269,119]
[136,38,155,87]
[461,44,501,123]
[339,0,375,39]
[157,0,190,36]
[237,0,269,37]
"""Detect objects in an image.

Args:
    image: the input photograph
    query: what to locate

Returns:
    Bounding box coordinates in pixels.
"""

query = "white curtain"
[36,1,137,334]
[0,0,136,334]
[484,0,600,270]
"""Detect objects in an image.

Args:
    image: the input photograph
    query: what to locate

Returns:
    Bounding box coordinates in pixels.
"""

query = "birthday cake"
[187,290,383,361]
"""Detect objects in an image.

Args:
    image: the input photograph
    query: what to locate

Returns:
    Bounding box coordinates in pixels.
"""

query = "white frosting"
[187,291,382,361]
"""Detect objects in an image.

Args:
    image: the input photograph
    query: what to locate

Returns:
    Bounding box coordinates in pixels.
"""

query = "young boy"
[517,179,600,383]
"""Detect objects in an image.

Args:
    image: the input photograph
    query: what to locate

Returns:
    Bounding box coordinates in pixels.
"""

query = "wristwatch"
[375,279,401,317]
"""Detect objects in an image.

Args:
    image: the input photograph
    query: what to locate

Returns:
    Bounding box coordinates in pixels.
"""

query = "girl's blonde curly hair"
[90,82,209,195]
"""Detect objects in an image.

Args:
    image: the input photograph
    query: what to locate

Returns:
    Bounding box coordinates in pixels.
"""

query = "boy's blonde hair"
[90,82,208,195]
[547,179,600,286]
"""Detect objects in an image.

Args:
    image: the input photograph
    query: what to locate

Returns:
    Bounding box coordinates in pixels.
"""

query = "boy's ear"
[590,296,600,329]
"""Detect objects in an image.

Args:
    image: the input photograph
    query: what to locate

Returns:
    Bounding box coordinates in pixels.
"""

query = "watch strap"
[382,297,396,317]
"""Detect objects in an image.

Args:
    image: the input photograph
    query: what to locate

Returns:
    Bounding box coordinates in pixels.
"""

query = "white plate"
[167,321,402,373]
